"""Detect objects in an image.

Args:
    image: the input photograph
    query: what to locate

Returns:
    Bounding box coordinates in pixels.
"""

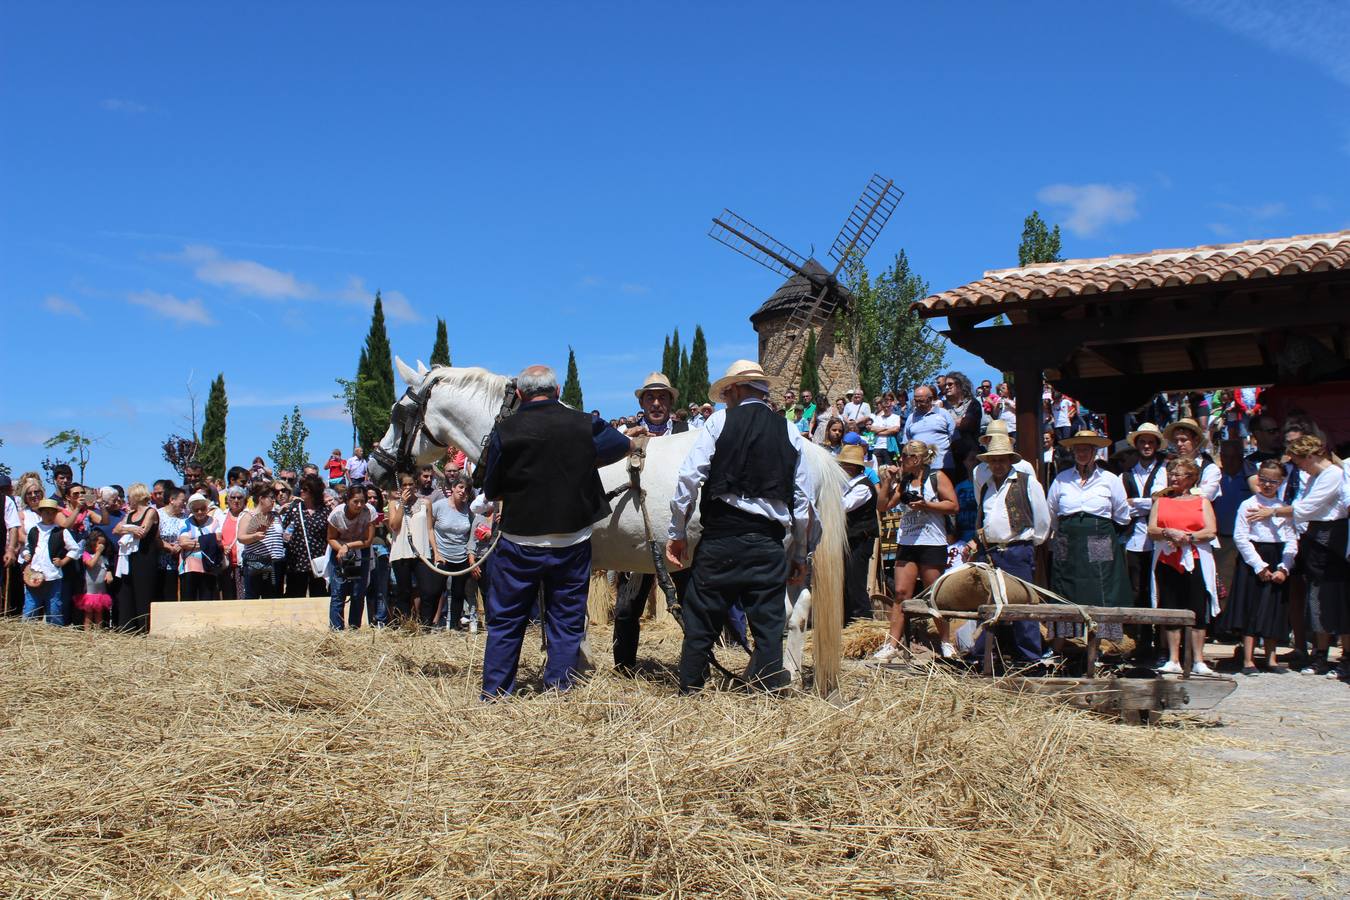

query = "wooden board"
[976,604,1195,627]
[150,597,330,636]
[1001,675,1237,713]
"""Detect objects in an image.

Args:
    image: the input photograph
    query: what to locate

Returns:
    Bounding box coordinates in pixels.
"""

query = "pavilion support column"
[1013,365,1042,466]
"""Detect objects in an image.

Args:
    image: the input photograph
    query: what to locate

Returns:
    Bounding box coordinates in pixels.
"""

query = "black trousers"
[390,558,418,625]
[1125,549,1156,657]
[844,534,876,624]
[613,568,690,670]
[283,571,327,598]
[679,532,787,692]
[181,572,219,602]
[416,561,447,627]
[120,550,158,633]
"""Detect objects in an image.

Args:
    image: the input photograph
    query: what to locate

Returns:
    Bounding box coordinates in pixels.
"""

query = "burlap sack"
[931,565,1039,612]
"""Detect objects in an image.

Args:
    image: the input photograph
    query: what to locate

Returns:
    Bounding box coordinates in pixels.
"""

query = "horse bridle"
[371,375,519,477]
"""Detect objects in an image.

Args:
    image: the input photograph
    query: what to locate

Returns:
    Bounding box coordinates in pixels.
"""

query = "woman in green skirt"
[1046,430,1133,646]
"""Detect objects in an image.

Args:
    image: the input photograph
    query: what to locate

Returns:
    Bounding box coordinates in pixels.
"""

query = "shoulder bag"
[298,506,330,580]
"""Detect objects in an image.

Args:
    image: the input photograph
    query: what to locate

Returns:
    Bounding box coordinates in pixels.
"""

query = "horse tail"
[803,442,848,697]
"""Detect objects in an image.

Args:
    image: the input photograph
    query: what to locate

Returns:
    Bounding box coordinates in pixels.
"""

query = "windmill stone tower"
[709,175,904,399]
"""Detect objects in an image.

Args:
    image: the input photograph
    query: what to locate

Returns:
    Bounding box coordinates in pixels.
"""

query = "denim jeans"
[23,578,64,625]
[368,550,390,626]
[329,551,371,630]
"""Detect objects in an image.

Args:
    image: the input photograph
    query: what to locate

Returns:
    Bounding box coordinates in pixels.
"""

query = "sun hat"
[1126,422,1168,449]
[709,360,771,403]
[977,433,1022,463]
[837,444,868,467]
[979,419,1010,446]
[1059,429,1112,449]
[633,371,679,402]
[37,498,60,511]
[1162,418,1207,449]
[188,492,210,508]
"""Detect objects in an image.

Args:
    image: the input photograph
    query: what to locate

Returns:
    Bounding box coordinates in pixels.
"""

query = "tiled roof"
[749,258,856,324]
[916,230,1350,314]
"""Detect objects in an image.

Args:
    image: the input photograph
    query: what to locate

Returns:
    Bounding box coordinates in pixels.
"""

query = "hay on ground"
[0,619,1242,897]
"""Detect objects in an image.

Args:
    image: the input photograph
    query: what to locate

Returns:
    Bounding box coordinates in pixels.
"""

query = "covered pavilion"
[913,230,1350,463]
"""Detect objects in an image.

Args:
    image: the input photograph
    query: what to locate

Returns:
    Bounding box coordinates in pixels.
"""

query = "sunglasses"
[1257,478,1282,487]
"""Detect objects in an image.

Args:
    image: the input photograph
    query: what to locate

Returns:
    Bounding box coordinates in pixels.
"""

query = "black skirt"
[1214,542,1288,641]
[1154,560,1211,628]
[1300,519,1350,635]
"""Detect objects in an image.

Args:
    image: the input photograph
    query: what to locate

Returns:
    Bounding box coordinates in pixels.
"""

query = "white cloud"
[339,276,420,323]
[101,98,148,114]
[1216,201,1287,220]
[578,275,604,288]
[1207,223,1236,238]
[306,403,352,422]
[0,420,51,445]
[42,294,86,318]
[173,244,317,299]
[127,291,215,326]
[1036,183,1139,237]
[619,282,651,296]
[1171,0,1350,88]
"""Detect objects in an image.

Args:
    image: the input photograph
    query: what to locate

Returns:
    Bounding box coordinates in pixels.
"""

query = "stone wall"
[754,312,859,402]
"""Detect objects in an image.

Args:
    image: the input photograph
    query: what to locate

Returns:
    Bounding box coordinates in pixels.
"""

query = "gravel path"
[1195,647,1348,897]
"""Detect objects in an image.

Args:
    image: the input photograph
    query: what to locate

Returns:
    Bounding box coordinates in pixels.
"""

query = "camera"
[900,489,923,505]
[338,552,363,579]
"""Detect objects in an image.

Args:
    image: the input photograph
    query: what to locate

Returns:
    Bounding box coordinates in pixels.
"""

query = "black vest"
[1124,460,1164,499]
[26,526,69,568]
[700,402,797,537]
[491,401,610,536]
[845,479,879,543]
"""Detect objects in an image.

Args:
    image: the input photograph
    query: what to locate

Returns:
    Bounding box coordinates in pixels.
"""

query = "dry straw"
[0,619,1244,897]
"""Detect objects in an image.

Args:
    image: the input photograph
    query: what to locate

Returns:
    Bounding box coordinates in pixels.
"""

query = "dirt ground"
[1190,644,1349,897]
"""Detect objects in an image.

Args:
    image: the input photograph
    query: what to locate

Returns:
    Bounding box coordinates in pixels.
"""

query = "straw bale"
[0,619,1245,898]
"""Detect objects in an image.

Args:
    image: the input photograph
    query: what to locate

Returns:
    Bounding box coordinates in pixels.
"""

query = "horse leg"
[784,584,812,683]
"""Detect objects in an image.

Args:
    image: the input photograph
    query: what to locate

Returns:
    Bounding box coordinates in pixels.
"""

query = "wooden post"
[1013,365,1042,468]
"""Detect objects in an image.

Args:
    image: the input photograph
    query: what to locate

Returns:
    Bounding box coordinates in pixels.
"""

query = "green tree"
[430,317,451,367]
[660,334,673,381]
[269,405,310,473]
[0,439,9,478]
[686,325,710,404]
[333,376,359,450]
[561,346,584,408]
[1018,211,1063,267]
[798,328,821,397]
[43,430,97,483]
[675,346,689,401]
[839,250,948,399]
[354,293,395,452]
[198,373,228,479]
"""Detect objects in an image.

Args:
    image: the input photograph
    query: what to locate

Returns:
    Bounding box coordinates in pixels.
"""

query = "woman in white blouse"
[1215,459,1298,675]
[1046,430,1132,646]
[1245,434,1349,677]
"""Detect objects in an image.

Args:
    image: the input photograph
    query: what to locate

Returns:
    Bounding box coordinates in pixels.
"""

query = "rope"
[403,510,504,578]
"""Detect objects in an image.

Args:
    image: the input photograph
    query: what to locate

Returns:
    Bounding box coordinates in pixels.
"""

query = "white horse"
[368,360,847,695]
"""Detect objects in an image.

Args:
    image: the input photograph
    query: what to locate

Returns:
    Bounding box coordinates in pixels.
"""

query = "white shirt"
[21,522,80,581]
[689,414,706,430]
[1047,467,1130,530]
[1291,465,1348,531]
[1196,458,1221,502]
[1234,494,1297,574]
[669,398,813,557]
[1053,399,1072,428]
[997,397,1017,431]
[4,496,21,532]
[842,473,873,513]
[973,467,1051,545]
[1123,459,1167,553]
[842,400,872,423]
[894,472,948,547]
[871,412,902,451]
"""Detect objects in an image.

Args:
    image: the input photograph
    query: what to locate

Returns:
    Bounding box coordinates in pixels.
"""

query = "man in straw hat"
[1162,418,1221,501]
[1121,423,1169,617]
[19,498,80,624]
[961,432,1051,665]
[613,372,689,674]
[667,359,812,692]
[837,443,880,624]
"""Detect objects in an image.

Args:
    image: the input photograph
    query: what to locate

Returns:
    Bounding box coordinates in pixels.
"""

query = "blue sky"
[2,1,1347,485]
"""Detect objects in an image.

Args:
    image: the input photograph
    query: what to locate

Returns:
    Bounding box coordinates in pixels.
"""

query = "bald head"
[517,365,559,400]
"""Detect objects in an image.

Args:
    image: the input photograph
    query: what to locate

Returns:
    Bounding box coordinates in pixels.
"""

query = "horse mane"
[426,365,511,417]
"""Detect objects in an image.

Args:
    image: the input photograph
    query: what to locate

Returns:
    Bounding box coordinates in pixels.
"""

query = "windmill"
[709,174,904,391]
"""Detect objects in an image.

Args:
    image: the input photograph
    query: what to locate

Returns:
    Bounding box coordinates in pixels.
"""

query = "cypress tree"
[430,317,451,367]
[687,325,710,404]
[677,347,691,402]
[355,293,395,451]
[798,329,820,396]
[666,327,683,386]
[198,373,228,479]
[661,334,672,380]
[561,347,584,408]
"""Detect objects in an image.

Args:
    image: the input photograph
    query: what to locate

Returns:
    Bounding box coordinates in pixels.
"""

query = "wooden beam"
[976,604,1195,626]
[1185,338,1209,371]
[151,597,330,636]
[1078,345,1141,376]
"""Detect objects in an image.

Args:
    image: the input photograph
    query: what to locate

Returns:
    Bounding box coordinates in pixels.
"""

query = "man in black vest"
[613,372,688,673]
[480,364,630,697]
[1121,423,1168,661]
[666,360,811,692]
[837,443,879,624]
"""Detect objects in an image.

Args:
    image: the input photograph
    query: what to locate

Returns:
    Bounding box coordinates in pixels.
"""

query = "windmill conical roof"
[748,258,856,326]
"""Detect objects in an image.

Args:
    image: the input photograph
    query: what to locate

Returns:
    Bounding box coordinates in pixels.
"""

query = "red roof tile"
[916,230,1350,314]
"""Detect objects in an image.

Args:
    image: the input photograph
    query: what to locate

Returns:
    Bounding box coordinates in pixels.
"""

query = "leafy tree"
[561,346,584,409]
[430,317,451,367]
[354,293,395,452]
[43,430,97,483]
[198,373,228,479]
[675,346,689,402]
[161,436,199,478]
[798,328,821,397]
[660,335,672,382]
[839,250,948,399]
[269,405,310,473]
[664,327,682,388]
[40,456,71,484]
[1018,211,1063,267]
[686,325,710,404]
[333,376,359,450]
[0,439,9,478]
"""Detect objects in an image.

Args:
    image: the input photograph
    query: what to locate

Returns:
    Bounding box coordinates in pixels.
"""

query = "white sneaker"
[872,641,900,662]
[1191,661,1216,676]
[459,616,470,626]
[1157,660,1183,675]
[940,642,957,659]
[468,620,479,634]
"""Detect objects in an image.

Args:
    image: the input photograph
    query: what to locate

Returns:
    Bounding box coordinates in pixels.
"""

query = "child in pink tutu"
[76,530,115,628]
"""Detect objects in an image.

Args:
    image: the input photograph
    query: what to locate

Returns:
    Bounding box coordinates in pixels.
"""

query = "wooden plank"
[900,599,980,620]
[1001,674,1237,713]
[150,597,330,637]
[977,604,1194,627]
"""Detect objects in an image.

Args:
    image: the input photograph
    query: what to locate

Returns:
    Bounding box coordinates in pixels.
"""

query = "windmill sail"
[827,175,905,277]
[709,210,809,281]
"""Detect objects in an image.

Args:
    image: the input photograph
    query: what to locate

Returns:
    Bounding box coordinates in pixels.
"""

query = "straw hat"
[1126,422,1168,449]
[37,498,60,511]
[837,444,868,467]
[709,359,770,403]
[633,371,679,402]
[188,492,210,509]
[977,433,1021,462]
[979,418,1010,446]
[1059,429,1111,449]
[1162,418,1207,449]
